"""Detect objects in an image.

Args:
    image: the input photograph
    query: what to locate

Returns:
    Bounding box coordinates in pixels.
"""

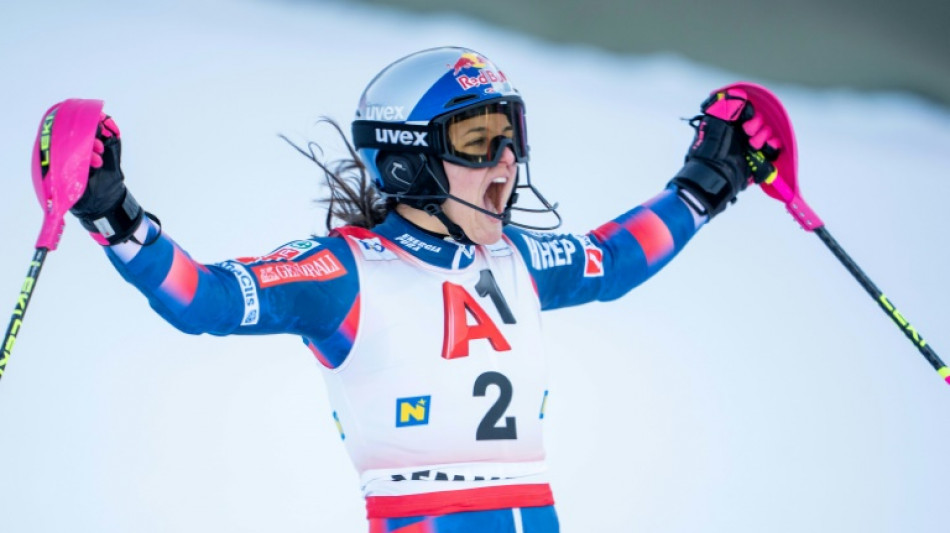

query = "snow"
[1,0,948,531]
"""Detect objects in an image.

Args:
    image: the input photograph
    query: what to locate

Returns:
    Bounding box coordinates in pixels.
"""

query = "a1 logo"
[441,270,515,360]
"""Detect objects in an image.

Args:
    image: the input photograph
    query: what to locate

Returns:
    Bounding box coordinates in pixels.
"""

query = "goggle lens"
[440,100,527,168]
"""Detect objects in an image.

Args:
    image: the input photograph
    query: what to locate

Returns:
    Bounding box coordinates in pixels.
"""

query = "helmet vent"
[444,94,478,108]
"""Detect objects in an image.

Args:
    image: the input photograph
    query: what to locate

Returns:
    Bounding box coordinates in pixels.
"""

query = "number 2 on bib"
[474,371,517,440]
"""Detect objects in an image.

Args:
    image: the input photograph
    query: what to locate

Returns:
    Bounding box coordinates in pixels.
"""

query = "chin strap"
[390,158,561,242]
[423,203,472,244]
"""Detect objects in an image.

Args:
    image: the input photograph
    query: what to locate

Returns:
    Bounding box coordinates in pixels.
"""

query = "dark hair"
[280,119,393,232]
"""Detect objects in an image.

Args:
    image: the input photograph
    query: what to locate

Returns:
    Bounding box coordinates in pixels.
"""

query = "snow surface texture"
[1,1,948,532]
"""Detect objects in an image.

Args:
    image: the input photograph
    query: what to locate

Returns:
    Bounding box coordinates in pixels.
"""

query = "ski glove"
[669,88,780,218]
[70,114,145,245]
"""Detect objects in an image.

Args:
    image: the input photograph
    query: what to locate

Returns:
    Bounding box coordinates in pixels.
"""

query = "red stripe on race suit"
[365,483,554,519]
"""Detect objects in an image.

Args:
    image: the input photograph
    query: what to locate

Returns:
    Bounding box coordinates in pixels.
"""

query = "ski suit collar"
[373,212,479,270]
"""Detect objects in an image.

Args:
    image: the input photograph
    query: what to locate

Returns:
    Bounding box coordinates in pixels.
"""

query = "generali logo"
[251,250,346,287]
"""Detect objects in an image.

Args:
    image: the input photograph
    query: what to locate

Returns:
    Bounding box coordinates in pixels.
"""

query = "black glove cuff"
[669,160,735,217]
[78,189,145,245]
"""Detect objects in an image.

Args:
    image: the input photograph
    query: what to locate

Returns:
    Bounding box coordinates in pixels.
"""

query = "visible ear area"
[377,152,424,194]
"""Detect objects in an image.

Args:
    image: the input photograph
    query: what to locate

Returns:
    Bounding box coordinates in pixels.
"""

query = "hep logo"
[452,52,487,74]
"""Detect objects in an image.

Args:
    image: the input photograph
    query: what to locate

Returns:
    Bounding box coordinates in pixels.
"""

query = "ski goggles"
[352,98,529,168]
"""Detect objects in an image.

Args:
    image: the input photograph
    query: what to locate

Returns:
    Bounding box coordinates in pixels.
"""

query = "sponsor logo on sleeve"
[236,240,320,265]
[520,234,577,271]
[251,249,347,287]
[218,261,260,326]
[395,395,431,427]
[578,235,605,277]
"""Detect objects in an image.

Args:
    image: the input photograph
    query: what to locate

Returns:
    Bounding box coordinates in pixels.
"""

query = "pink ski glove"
[89,114,120,169]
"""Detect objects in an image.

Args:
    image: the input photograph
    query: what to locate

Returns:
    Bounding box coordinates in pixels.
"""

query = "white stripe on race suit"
[110,218,152,262]
[513,507,524,533]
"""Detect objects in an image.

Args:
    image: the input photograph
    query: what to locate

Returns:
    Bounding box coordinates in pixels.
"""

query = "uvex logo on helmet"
[374,127,429,147]
[363,105,406,121]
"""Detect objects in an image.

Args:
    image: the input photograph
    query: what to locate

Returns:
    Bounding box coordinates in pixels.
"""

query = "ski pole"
[812,226,947,382]
[722,82,949,386]
[1,249,48,379]
[0,99,103,383]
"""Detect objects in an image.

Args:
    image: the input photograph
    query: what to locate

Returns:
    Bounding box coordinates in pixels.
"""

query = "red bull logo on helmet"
[452,52,486,74]
[451,52,508,91]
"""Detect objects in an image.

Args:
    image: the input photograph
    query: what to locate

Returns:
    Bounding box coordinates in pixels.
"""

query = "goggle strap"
[351,120,432,153]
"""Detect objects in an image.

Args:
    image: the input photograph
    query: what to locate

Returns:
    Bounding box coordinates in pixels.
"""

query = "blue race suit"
[103,187,702,531]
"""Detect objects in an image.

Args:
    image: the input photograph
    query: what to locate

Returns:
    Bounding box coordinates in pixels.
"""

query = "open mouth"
[484,176,510,215]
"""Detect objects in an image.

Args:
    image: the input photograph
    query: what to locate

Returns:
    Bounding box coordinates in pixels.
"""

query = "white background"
[1,1,948,531]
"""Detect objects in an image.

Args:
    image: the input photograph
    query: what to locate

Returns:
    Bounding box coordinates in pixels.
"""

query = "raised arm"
[507,88,779,310]
[67,114,360,367]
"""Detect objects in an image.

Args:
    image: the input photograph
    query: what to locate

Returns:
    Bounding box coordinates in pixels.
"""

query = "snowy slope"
[0,1,948,532]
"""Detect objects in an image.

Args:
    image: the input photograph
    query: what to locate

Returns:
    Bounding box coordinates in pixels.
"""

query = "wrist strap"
[78,190,145,245]
[131,212,162,246]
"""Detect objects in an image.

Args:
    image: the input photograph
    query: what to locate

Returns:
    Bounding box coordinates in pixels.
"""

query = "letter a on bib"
[442,281,511,359]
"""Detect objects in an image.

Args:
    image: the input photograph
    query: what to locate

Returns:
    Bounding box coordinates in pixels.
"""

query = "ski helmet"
[351,47,560,233]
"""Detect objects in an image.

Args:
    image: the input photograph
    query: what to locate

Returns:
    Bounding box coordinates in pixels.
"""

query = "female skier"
[65,47,778,532]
